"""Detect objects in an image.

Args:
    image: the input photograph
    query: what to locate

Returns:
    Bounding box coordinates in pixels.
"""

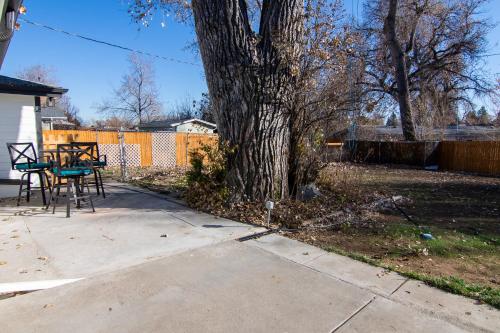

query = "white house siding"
[0,93,39,181]
[176,122,215,133]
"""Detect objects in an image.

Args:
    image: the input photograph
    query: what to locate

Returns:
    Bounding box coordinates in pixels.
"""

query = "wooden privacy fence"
[42,130,218,168]
[346,141,439,166]
[345,140,500,176]
[175,133,219,167]
[439,141,500,176]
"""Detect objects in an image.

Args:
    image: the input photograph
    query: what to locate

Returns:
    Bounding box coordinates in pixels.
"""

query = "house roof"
[139,118,189,129]
[41,106,67,119]
[330,125,500,142]
[170,118,217,128]
[0,75,68,96]
[139,118,217,130]
[51,119,75,126]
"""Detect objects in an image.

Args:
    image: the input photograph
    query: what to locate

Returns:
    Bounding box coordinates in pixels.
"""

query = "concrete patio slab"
[335,296,468,333]
[0,184,20,199]
[0,184,264,283]
[247,233,327,264]
[304,252,407,296]
[0,241,375,333]
[1,183,498,332]
[247,234,407,296]
[392,280,500,333]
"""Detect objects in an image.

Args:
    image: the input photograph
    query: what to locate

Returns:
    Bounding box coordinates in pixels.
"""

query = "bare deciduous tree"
[17,64,57,85]
[90,116,134,130]
[17,64,82,127]
[358,0,494,139]
[57,95,82,127]
[97,54,163,126]
[166,98,198,120]
[287,0,354,195]
[383,0,416,140]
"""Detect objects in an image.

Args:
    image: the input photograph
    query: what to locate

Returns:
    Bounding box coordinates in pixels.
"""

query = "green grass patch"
[401,272,500,309]
[321,244,500,309]
[385,223,498,258]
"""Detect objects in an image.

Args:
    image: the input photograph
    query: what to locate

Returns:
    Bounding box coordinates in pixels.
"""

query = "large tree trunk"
[192,0,303,201]
[383,0,417,141]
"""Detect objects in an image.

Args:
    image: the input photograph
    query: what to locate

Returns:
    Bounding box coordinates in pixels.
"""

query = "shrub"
[184,142,231,209]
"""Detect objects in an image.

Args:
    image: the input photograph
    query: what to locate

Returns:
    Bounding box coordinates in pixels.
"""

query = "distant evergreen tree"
[386,112,398,127]
[476,106,491,126]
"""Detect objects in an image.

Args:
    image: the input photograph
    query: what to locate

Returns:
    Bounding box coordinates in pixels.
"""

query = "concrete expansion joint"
[389,278,410,295]
[330,296,377,332]
[236,229,276,242]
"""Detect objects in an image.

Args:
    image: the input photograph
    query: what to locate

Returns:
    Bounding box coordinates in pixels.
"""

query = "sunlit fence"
[42,130,218,168]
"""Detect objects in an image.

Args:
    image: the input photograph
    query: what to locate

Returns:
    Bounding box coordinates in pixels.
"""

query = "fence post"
[118,129,128,181]
[185,133,189,167]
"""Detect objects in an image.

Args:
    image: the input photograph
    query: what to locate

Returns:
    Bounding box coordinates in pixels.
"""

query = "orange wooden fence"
[438,141,500,176]
[175,133,219,167]
[43,129,118,150]
[42,130,218,167]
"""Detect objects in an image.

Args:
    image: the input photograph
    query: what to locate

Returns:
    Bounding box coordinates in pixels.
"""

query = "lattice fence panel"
[151,132,177,167]
[99,144,141,167]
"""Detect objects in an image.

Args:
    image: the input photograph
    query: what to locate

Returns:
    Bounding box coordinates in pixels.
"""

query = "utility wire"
[481,53,500,57]
[18,17,201,67]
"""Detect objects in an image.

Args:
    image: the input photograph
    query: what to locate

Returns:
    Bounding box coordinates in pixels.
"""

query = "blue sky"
[1,0,499,122]
[2,0,205,122]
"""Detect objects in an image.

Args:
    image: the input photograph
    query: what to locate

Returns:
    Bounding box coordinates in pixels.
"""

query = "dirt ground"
[290,164,500,293]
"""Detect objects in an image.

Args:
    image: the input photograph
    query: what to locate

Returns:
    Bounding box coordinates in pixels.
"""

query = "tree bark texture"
[191,0,303,201]
[383,0,417,141]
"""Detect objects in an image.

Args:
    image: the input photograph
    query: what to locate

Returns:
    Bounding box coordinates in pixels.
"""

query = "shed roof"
[139,118,217,130]
[170,118,217,128]
[139,119,189,129]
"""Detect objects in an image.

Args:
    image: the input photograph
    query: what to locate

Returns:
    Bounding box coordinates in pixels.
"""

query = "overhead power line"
[482,53,500,57]
[18,17,201,67]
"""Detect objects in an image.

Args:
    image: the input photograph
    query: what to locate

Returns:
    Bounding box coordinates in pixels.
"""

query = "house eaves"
[0,0,23,69]
[0,75,68,96]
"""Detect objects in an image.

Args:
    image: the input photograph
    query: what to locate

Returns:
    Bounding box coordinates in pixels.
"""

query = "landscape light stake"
[265,200,274,228]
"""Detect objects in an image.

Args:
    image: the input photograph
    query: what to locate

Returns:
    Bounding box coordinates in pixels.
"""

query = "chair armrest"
[40,150,55,161]
[38,155,52,163]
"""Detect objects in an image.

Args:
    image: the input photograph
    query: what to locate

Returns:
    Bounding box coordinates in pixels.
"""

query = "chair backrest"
[54,143,94,172]
[6,142,37,170]
[69,142,99,162]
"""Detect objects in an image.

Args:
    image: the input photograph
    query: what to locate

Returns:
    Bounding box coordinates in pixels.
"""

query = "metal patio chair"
[6,142,52,206]
[70,142,107,198]
[46,143,95,218]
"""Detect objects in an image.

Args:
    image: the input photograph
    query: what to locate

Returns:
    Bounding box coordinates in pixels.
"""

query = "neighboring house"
[329,125,500,142]
[140,118,217,134]
[0,75,67,182]
[0,0,23,69]
[41,105,75,130]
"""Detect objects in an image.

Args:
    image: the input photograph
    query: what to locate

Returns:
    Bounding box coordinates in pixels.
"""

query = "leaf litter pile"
[106,164,412,232]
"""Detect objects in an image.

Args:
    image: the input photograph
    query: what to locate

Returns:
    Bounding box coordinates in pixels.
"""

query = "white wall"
[0,93,38,181]
[176,122,216,134]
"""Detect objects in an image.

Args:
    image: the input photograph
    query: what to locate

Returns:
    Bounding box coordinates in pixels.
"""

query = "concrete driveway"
[0,183,498,332]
